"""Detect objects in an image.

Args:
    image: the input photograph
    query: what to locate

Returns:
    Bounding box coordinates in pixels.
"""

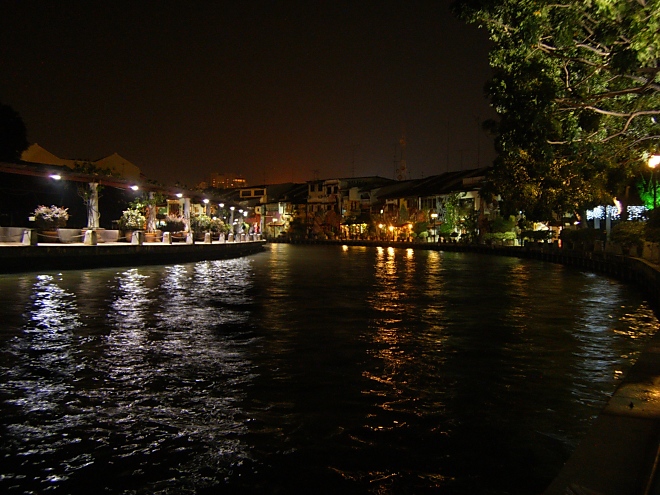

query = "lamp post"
[649,155,660,209]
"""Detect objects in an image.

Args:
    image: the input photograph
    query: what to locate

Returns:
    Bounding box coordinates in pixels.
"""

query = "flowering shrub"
[210,217,228,233]
[117,208,146,231]
[33,205,69,229]
[190,213,212,234]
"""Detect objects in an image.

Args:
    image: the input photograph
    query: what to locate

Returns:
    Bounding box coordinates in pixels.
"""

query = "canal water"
[0,244,657,494]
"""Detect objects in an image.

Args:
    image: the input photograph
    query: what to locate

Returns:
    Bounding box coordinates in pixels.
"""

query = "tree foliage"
[454,0,660,219]
[0,101,28,162]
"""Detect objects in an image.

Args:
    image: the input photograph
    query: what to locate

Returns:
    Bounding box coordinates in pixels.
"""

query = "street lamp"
[649,155,660,209]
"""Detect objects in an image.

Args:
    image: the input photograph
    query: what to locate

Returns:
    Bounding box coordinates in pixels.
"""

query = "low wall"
[0,240,266,273]
[0,227,26,243]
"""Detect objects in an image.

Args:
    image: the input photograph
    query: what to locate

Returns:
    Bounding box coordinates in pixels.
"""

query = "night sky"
[1,1,496,187]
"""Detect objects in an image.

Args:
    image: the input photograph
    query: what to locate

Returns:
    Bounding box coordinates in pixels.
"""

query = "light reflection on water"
[0,244,657,494]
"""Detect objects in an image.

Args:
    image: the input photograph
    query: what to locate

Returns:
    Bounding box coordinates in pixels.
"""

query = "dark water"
[0,244,657,494]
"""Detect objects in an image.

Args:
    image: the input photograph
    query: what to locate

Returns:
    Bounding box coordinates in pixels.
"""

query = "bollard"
[162,232,172,244]
[21,229,37,246]
[219,233,225,243]
[204,232,212,244]
[131,231,144,245]
[228,233,234,242]
[186,232,194,244]
[84,229,98,246]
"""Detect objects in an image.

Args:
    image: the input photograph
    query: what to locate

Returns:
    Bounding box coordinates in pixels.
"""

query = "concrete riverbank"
[0,239,266,273]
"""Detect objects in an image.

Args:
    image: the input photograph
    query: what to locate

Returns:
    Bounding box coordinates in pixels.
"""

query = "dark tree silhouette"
[0,101,29,162]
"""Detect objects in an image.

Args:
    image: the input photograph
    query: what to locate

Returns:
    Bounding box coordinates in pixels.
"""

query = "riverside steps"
[277,238,660,495]
[0,237,266,273]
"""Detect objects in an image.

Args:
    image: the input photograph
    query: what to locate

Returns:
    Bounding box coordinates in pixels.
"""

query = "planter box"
[100,230,119,243]
[58,228,82,243]
[0,227,26,243]
[40,230,60,243]
[144,231,162,243]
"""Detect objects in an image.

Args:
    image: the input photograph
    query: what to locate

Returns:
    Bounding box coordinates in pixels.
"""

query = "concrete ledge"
[0,240,266,273]
[0,227,26,242]
[544,413,660,495]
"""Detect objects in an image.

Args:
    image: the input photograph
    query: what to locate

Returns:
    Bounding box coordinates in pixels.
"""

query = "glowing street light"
[176,193,183,198]
[203,198,209,204]
[49,173,61,180]
[130,185,139,191]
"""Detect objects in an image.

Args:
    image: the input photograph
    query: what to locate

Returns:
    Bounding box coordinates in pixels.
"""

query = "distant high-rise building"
[206,172,247,189]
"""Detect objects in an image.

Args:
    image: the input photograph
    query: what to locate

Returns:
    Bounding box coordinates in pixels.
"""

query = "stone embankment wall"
[0,240,266,273]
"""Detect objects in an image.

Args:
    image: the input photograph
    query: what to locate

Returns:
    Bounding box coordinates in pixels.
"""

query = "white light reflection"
[103,263,254,484]
[17,275,81,408]
[0,274,84,487]
[569,278,657,407]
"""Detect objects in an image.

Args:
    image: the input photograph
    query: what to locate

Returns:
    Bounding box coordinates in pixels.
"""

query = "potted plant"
[190,213,212,240]
[33,205,69,242]
[117,208,146,241]
[161,215,187,241]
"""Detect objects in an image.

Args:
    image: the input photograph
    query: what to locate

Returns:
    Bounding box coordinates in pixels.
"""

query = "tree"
[0,101,28,162]
[454,0,660,219]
